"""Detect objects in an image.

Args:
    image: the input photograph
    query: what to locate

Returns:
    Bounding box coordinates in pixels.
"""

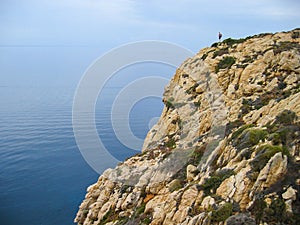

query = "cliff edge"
[75,29,300,225]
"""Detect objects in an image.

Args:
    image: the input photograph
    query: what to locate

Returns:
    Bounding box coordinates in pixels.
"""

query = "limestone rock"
[225,213,256,225]
[216,175,236,200]
[285,199,294,213]
[75,29,300,225]
[252,152,288,194]
[201,196,215,210]
[282,186,297,201]
[186,164,198,182]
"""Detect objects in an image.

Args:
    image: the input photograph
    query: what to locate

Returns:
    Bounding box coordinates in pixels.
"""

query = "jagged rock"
[151,205,166,225]
[186,164,198,182]
[225,213,256,225]
[282,186,297,200]
[97,201,112,221]
[167,179,182,192]
[75,29,300,225]
[201,196,216,210]
[216,175,236,200]
[173,186,199,223]
[285,199,294,213]
[251,152,288,195]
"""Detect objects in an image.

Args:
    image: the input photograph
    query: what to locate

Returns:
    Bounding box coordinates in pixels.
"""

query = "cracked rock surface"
[75,29,300,225]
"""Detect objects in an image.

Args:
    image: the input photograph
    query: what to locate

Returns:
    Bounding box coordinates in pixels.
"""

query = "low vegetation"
[250,196,298,224]
[251,144,289,172]
[223,37,248,46]
[202,169,235,195]
[273,41,300,55]
[165,97,175,109]
[212,48,228,58]
[211,202,233,222]
[232,127,268,151]
[215,56,236,72]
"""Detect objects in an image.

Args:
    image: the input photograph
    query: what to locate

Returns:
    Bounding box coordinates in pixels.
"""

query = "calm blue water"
[0,64,174,225]
[0,86,97,225]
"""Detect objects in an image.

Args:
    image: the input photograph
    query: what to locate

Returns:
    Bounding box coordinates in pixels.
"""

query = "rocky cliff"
[75,29,300,225]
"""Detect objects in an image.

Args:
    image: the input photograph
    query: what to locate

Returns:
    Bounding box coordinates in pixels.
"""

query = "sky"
[0,0,300,87]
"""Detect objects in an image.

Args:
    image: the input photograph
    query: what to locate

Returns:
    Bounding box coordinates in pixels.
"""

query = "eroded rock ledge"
[75,29,300,225]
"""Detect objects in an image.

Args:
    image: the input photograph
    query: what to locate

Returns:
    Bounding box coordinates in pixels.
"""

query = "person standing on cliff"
[218,32,222,41]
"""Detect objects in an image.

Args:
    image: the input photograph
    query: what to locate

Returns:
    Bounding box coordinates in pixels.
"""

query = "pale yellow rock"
[151,205,166,225]
[265,197,272,206]
[186,164,198,182]
[232,166,252,209]
[252,152,288,194]
[282,186,297,200]
[201,196,215,210]
[285,199,294,213]
[121,192,137,210]
[97,201,111,221]
[216,175,236,200]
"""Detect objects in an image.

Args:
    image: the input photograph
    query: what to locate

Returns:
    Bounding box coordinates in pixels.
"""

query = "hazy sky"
[1,0,299,86]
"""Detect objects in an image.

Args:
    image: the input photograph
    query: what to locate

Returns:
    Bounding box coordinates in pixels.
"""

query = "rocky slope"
[75,29,300,225]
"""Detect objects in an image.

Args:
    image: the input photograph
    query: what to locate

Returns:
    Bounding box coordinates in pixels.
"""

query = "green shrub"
[231,124,254,141]
[211,203,233,222]
[211,42,219,47]
[266,110,298,146]
[165,97,175,109]
[165,138,176,149]
[240,98,252,115]
[212,48,228,58]
[240,95,274,115]
[267,132,281,145]
[251,197,296,224]
[251,144,288,171]
[136,203,146,215]
[215,56,236,72]
[202,176,222,195]
[264,198,286,223]
[278,81,287,90]
[232,126,267,150]
[243,128,268,145]
[223,37,247,46]
[251,198,267,223]
[141,217,151,225]
[202,169,234,195]
[272,41,300,55]
[275,110,297,125]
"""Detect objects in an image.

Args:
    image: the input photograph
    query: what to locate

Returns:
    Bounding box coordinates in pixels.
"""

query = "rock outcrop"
[75,29,300,225]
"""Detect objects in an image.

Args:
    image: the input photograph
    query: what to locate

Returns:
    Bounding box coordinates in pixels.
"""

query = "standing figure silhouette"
[219,32,222,41]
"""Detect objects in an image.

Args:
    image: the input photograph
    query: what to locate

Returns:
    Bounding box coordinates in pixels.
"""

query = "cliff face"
[75,29,300,225]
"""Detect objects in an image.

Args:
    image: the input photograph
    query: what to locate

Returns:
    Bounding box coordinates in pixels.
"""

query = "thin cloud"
[47,0,139,22]
[1,0,299,46]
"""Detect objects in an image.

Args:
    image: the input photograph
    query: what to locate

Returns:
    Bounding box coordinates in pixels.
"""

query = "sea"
[0,63,174,225]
